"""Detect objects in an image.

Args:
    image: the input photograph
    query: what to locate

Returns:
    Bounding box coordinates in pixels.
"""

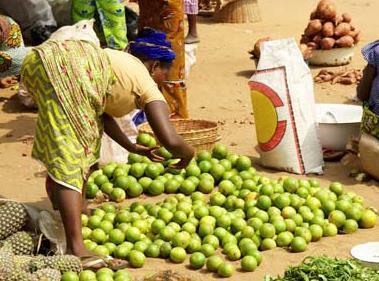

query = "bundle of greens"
[265,256,379,281]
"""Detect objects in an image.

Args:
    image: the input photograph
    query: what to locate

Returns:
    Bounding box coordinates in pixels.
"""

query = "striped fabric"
[184,0,199,15]
[362,41,379,115]
[20,48,106,192]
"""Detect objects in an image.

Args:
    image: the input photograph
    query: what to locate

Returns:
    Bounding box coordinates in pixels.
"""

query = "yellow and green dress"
[21,40,166,192]
[72,0,127,50]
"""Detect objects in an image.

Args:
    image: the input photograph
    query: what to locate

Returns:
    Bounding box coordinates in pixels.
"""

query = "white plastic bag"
[100,110,142,165]
[49,19,100,46]
[249,38,323,174]
[185,44,198,78]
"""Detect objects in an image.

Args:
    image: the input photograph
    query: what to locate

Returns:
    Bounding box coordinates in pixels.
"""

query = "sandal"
[81,255,128,270]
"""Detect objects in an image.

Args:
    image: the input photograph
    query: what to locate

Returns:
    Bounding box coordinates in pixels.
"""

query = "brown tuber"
[304,20,323,37]
[253,37,271,58]
[335,22,351,37]
[354,31,361,44]
[322,22,335,37]
[335,35,354,48]
[320,37,335,50]
[300,34,311,44]
[316,0,337,21]
[313,34,323,45]
[310,10,318,20]
[334,15,343,26]
[307,42,319,50]
[342,13,352,23]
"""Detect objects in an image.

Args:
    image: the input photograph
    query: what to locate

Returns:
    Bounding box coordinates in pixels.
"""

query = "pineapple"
[0,202,28,240]
[32,268,61,281]
[5,231,35,255]
[29,254,82,274]
[29,255,48,272]
[45,255,82,273]
[0,243,14,281]
[8,268,33,281]
[13,255,33,272]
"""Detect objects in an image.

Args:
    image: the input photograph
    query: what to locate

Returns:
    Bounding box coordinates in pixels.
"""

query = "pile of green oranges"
[61,268,131,281]
[81,136,377,278]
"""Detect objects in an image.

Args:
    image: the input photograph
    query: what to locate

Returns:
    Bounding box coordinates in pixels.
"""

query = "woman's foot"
[69,248,127,270]
[185,33,200,44]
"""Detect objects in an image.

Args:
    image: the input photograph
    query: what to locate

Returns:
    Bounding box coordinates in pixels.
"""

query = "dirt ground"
[0,0,379,280]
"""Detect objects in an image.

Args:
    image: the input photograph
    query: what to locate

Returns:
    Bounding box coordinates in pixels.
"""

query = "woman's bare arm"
[144,101,195,169]
[357,64,376,101]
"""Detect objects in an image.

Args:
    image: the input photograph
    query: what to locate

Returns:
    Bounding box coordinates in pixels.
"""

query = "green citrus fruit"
[129,250,145,268]
[342,219,358,234]
[217,262,235,278]
[291,236,307,252]
[212,144,229,160]
[260,238,276,251]
[190,252,206,269]
[241,256,258,272]
[61,271,80,281]
[359,209,377,228]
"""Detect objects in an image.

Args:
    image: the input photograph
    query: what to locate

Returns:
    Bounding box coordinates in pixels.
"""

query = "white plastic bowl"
[351,242,379,270]
[309,47,354,66]
[316,103,363,151]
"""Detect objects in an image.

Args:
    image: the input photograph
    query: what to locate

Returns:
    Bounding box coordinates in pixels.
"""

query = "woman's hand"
[130,144,165,162]
[169,149,194,169]
[144,101,195,169]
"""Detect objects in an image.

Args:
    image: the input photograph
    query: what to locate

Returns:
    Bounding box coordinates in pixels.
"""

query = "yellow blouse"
[104,49,166,118]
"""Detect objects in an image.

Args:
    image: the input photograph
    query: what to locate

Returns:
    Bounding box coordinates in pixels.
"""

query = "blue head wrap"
[129,28,176,63]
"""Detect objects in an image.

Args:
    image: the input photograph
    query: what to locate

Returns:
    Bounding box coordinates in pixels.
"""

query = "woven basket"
[214,0,261,23]
[138,119,219,152]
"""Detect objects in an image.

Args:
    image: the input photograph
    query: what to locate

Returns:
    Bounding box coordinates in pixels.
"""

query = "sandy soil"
[0,0,378,280]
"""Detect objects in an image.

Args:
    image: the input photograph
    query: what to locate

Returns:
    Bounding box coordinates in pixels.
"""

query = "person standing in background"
[184,0,200,44]
[0,15,31,97]
[71,0,127,50]
[138,0,188,118]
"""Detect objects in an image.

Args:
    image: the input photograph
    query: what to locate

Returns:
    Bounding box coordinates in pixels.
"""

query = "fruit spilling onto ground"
[82,140,377,278]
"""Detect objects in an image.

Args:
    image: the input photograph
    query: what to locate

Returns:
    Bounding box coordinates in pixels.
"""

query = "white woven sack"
[249,38,323,174]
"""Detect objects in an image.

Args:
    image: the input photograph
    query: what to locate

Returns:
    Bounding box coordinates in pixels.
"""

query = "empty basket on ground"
[138,119,219,152]
[214,0,261,23]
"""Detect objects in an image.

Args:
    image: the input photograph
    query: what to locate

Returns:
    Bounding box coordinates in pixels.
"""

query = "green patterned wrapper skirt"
[20,51,102,192]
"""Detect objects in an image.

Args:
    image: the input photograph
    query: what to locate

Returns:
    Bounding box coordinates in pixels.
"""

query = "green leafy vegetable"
[264,256,379,281]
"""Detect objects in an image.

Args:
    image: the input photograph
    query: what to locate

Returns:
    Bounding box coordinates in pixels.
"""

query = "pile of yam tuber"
[300,0,361,50]
[314,68,362,85]
[249,37,312,60]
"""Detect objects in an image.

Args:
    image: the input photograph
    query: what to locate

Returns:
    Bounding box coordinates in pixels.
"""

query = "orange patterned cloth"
[138,0,188,118]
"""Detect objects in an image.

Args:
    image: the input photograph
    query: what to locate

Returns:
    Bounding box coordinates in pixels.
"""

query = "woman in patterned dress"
[0,16,30,88]
[71,0,128,50]
[20,28,194,267]
[358,41,379,139]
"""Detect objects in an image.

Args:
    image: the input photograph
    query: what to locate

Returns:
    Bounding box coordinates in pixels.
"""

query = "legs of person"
[49,179,89,256]
[95,0,127,50]
[185,0,200,44]
[186,14,199,44]
[81,163,99,215]
[72,0,96,23]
